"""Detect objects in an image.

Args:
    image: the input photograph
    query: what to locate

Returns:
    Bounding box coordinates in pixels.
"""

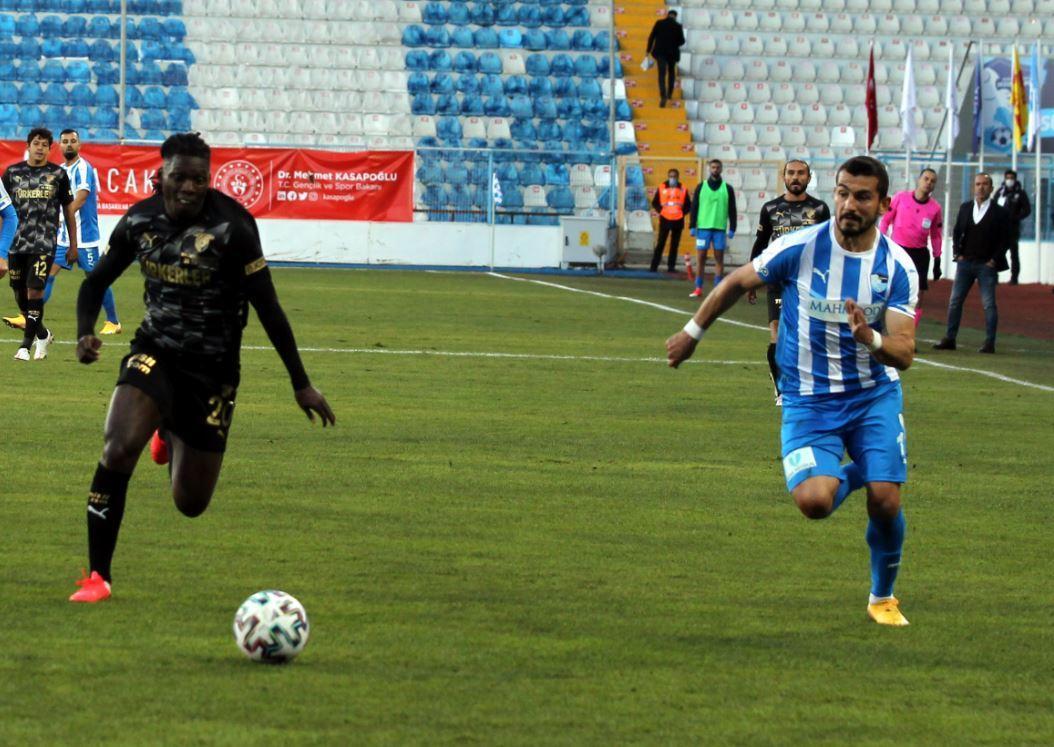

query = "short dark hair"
[160,132,211,162]
[709,159,722,167]
[59,128,79,138]
[1004,169,1017,178]
[919,167,937,177]
[835,155,889,198]
[26,127,53,146]
[667,9,677,16]
[667,168,680,177]
[976,172,994,186]
[784,159,811,175]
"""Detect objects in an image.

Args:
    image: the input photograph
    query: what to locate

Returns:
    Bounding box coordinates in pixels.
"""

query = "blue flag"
[972,57,983,152]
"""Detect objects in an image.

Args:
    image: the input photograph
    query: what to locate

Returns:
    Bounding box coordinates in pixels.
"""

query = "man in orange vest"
[650,168,692,273]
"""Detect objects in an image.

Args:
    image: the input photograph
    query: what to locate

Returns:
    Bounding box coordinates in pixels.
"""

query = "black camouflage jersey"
[2,160,73,257]
[750,194,831,260]
[104,190,268,368]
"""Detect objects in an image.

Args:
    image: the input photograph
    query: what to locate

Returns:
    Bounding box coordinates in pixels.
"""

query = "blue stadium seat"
[18,61,40,82]
[577,79,602,100]
[551,76,574,97]
[93,129,121,142]
[467,161,488,185]
[416,136,440,152]
[0,58,13,81]
[445,161,469,185]
[582,98,607,121]
[421,2,447,25]
[615,99,632,121]
[18,81,42,104]
[140,109,168,130]
[0,82,16,104]
[416,161,442,184]
[69,86,93,107]
[498,186,523,209]
[0,15,14,39]
[480,74,503,98]
[16,14,39,38]
[510,119,537,141]
[546,29,571,51]
[88,0,118,14]
[447,1,469,25]
[162,63,188,87]
[40,14,61,37]
[18,38,41,61]
[478,52,502,75]
[143,85,166,109]
[41,38,63,58]
[436,93,460,116]
[469,3,494,26]
[534,97,558,119]
[142,130,167,142]
[89,39,114,62]
[0,105,17,128]
[139,41,164,62]
[91,106,118,129]
[525,54,549,77]
[408,71,429,95]
[567,7,590,26]
[65,0,90,12]
[138,17,163,40]
[472,27,498,48]
[572,30,593,50]
[428,50,452,72]
[67,104,91,124]
[95,84,118,107]
[401,23,425,46]
[43,106,67,130]
[515,139,538,154]
[41,83,67,106]
[498,28,522,47]
[547,187,574,210]
[495,4,517,26]
[541,6,564,26]
[626,186,649,210]
[125,86,145,108]
[430,73,454,94]
[406,50,428,71]
[550,54,574,78]
[574,56,599,78]
[484,95,510,117]
[597,58,623,77]
[538,121,563,145]
[563,121,588,147]
[450,25,473,48]
[411,93,436,115]
[136,61,163,85]
[168,109,190,130]
[528,77,552,97]
[509,94,532,119]
[557,98,582,119]
[93,63,119,85]
[592,31,614,52]
[424,26,450,47]
[460,93,484,116]
[523,28,547,51]
[162,18,186,40]
[62,38,90,58]
[456,74,480,95]
[18,105,44,127]
[86,16,111,38]
[465,137,488,150]
[453,51,476,74]
[496,162,519,184]
[517,5,542,28]
[503,75,527,96]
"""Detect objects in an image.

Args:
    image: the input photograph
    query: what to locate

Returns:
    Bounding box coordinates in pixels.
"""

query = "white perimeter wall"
[97,217,563,268]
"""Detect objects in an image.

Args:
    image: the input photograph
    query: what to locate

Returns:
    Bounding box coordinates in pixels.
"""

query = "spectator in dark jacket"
[992,169,1031,284]
[933,173,1012,354]
[646,10,685,108]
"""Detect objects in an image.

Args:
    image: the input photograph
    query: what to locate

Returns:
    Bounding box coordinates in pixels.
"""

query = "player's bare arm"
[75,218,136,363]
[63,202,79,265]
[845,299,915,371]
[666,262,767,368]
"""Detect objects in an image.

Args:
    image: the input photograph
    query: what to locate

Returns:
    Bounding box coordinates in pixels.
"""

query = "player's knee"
[792,488,834,520]
[866,486,901,518]
[173,489,210,518]
[101,437,140,472]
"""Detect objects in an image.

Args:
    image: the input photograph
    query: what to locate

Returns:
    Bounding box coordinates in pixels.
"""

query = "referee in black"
[748,160,830,405]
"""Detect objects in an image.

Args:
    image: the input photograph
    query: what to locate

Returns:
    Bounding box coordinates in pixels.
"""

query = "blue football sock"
[43,274,56,304]
[695,274,703,289]
[102,288,119,324]
[832,461,864,512]
[866,509,905,598]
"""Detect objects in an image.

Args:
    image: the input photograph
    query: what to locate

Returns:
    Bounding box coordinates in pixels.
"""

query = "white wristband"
[866,331,883,353]
[683,318,705,340]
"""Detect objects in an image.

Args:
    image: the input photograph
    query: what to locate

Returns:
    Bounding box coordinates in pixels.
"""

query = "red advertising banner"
[0,141,415,222]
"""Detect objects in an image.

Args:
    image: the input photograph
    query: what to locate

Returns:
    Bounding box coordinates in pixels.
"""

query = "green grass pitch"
[2,268,1052,745]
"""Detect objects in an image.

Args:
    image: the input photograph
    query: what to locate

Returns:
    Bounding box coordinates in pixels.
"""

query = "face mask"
[1005,179,1015,187]
[668,178,678,186]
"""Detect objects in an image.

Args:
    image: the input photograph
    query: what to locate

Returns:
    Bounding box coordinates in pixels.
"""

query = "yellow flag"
[1011,46,1028,152]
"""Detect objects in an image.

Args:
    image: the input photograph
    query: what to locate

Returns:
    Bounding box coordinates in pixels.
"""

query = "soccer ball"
[232,590,310,663]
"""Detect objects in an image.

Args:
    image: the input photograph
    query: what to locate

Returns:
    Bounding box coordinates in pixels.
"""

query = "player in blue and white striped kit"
[46,129,121,334]
[667,157,918,626]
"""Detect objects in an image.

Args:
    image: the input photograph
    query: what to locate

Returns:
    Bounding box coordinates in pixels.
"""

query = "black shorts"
[116,341,239,453]
[7,253,52,291]
[766,284,782,324]
[904,247,930,291]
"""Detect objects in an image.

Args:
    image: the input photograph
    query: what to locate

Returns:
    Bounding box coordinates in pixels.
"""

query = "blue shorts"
[54,244,101,272]
[780,381,907,491]
[695,228,726,252]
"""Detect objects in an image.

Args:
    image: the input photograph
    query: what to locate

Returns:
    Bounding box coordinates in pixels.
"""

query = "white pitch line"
[41,339,761,367]
[487,272,1054,394]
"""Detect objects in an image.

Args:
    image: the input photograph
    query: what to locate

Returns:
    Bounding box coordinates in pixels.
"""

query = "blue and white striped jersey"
[752,220,918,398]
[58,157,101,248]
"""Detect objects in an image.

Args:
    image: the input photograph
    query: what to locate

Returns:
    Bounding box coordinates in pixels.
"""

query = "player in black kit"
[2,128,77,360]
[69,133,335,603]
[748,160,830,405]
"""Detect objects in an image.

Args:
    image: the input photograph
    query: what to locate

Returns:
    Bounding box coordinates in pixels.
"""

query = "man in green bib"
[688,159,737,297]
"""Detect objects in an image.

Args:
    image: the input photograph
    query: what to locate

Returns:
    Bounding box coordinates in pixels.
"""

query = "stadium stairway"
[614,0,693,268]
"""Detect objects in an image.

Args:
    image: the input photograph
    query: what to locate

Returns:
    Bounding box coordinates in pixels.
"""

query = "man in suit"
[933,173,1011,354]
[645,9,685,108]
[992,169,1031,284]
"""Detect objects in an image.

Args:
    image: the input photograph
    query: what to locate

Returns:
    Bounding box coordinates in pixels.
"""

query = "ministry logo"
[213,160,265,210]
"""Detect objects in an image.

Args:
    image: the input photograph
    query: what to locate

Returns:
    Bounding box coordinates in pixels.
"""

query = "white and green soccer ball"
[232,590,310,663]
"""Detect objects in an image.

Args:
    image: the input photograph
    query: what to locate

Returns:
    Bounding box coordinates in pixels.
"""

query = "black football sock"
[87,462,132,583]
[766,342,781,395]
[21,297,42,348]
